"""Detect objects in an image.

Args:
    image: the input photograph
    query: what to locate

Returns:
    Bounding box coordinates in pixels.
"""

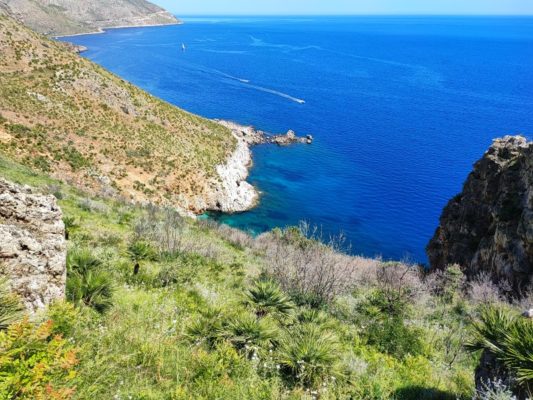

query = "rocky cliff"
[427,136,533,290]
[0,0,179,36]
[0,179,66,312]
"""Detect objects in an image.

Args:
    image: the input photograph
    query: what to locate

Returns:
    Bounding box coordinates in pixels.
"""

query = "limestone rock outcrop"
[427,136,533,290]
[0,179,66,312]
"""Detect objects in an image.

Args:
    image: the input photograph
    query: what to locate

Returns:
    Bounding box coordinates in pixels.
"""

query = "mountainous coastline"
[0,6,532,400]
[0,0,179,36]
[0,14,258,214]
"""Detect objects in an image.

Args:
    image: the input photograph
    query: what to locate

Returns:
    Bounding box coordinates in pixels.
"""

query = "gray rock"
[0,179,66,312]
[427,136,533,291]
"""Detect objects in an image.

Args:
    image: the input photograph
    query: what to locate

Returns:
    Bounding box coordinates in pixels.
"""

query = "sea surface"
[62,16,533,262]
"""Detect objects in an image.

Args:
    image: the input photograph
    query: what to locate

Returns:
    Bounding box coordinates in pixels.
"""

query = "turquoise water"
[62,16,533,262]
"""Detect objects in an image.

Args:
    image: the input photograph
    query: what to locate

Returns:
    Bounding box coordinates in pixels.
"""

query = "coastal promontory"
[427,135,533,290]
[0,0,179,36]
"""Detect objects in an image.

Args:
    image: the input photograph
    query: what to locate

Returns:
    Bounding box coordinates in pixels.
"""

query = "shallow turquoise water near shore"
[62,16,533,262]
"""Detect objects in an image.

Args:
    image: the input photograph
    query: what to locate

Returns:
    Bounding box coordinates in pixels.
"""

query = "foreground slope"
[0,0,179,36]
[0,15,257,214]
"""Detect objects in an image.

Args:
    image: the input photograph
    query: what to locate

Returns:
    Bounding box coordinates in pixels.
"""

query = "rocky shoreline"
[208,120,312,214]
[215,119,313,146]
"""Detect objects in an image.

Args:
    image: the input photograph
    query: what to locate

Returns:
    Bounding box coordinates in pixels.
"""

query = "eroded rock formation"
[427,136,533,290]
[0,179,66,311]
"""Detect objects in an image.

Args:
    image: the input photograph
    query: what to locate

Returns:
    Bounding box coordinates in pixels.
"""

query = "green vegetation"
[0,279,24,330]
[0,155,532,399]
[468,305,533,396]
[0,15,236,211]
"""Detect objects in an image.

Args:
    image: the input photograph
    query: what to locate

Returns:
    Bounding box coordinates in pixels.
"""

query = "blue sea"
[61,16,533,262]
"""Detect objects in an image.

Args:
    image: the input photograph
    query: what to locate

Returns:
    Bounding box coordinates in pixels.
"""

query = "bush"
[245,280,294,318]
[277,323,342,389]
[66,249,114,313]
[0,279,24,330]
[0,319,78,399]
[431,264,466,304]
[365,316,425,359]
[62,216,79,240]
[373,262,425,316]
[468,306,533,396]
[476,380,517,400]
[260,224,360,307]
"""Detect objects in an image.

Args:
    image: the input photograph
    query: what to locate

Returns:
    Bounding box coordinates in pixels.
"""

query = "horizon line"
[173,13,533,17]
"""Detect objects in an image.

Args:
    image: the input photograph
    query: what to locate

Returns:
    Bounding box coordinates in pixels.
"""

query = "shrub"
[468,273,505,306]
[260,224,360,307]
[0,319,78,399]
[0,279,24,330]
[66,249,113,313]
[133,207,184,258]
[468,306,533,396]
[476,380,517,400]
[374,262,425,316]
[365,316,425,359]
[431,264,466,304]
[245,280,294,318]
[277,323,342,389]
[62,216,79,240]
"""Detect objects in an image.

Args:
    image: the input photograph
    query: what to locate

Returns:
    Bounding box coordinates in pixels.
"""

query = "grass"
[0,154,490,399]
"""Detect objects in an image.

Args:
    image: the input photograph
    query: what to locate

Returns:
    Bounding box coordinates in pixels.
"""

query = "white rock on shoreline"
[211,134,259,213]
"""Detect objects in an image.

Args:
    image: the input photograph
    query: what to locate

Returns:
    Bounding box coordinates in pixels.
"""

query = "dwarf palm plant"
[277,323,342,389]
[225,312,278,352]
[66,248,113,313]
[127,240,156,275]
[468,306,533,395]
[245,280,294,318]
[0,279,24,330]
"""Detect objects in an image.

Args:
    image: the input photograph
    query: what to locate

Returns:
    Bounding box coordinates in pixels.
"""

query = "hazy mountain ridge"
[0,0,179,36]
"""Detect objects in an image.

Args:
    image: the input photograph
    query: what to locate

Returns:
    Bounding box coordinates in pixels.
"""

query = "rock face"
[0,179,66,312]
[210,136,258,213]
[427,136,533,290]
[0,0,179,36]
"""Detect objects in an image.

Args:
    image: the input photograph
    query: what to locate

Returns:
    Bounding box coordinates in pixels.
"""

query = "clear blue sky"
[153,0,533,16]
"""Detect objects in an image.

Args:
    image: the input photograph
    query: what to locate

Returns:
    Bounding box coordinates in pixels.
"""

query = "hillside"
[2,149,533,399]
[0,0,179,36]
[0,14,257,214]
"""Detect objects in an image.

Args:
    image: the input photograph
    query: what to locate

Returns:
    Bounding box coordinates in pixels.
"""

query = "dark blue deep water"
[62,16,533,262]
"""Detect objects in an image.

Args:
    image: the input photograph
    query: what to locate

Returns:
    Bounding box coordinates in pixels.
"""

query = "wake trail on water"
[243,83,305,104]
[200,67,305,104]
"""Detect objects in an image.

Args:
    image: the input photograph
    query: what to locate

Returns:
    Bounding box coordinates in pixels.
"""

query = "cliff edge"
[427,136,533,290]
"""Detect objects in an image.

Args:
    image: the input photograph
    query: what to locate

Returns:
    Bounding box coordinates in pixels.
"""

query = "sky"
[153,0,533,16]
